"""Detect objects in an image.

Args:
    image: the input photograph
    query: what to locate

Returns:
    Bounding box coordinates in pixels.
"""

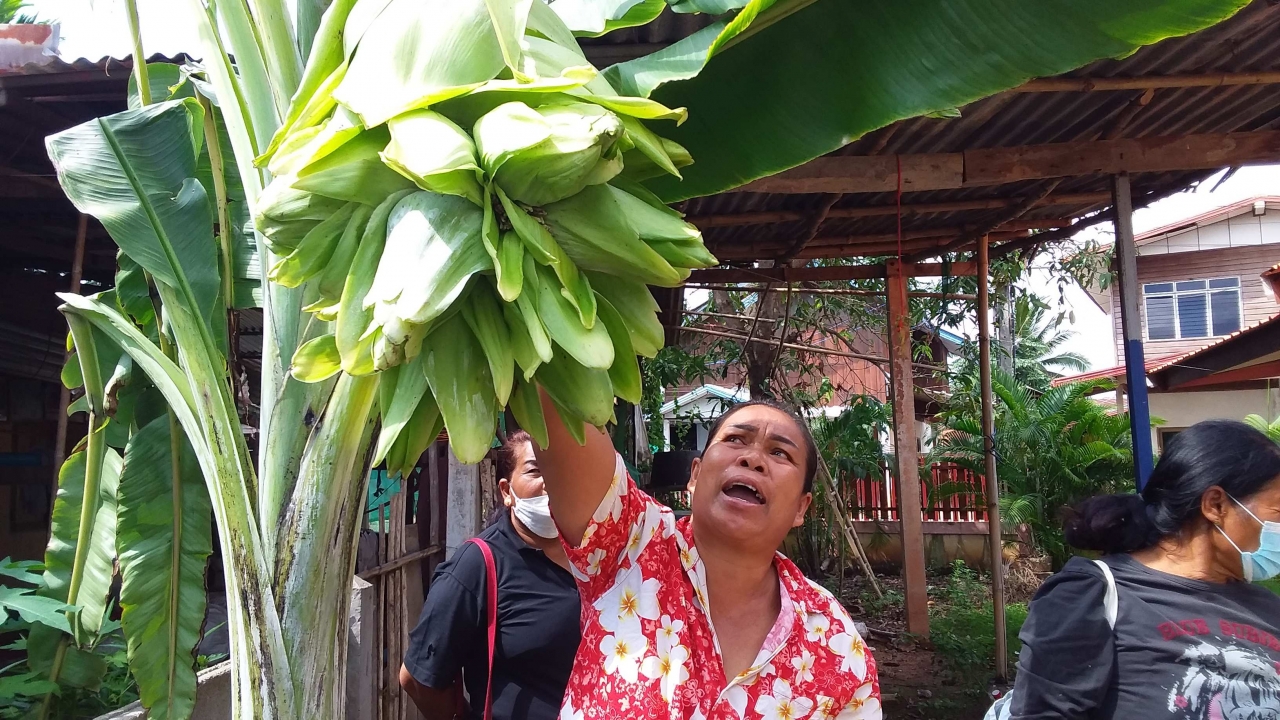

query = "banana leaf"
[638,0,1251,201]
[116,416,213,720]
[41,447,123,644]
[46,98,220,325]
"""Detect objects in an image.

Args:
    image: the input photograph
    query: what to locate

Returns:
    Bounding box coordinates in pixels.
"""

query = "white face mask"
[512,492,558,539]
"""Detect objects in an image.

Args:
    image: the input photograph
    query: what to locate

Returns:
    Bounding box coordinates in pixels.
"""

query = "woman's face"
[686,404,812,554]
[1209,475,1280,579]
[500,440,543,506]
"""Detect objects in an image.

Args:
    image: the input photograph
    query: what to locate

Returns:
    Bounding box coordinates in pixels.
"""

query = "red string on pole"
[896,154,904,258]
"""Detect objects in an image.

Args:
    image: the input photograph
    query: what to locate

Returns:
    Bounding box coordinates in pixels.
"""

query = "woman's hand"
[532,388,619,545]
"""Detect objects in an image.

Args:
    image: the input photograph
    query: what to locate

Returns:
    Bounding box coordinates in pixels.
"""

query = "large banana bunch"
[254,0,715,467]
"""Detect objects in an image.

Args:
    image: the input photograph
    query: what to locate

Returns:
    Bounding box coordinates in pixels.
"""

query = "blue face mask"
[1216,496,1280,583]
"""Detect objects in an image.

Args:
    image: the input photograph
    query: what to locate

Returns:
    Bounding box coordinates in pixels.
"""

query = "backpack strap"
[466,538,498,720]
[1091,558,1118,629]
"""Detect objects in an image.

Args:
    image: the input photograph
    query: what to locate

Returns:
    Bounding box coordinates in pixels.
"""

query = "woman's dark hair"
[495,429,533,482]
[702,400,819,493]
[1064,419,1280,554]
[487,430,534,527]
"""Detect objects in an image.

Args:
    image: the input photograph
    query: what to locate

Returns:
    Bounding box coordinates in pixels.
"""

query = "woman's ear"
[686,457,701,494]
[499,478,514,508]
[1201,485,1232,527]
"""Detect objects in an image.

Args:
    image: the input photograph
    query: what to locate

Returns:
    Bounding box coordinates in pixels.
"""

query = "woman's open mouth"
[722,480,765,505]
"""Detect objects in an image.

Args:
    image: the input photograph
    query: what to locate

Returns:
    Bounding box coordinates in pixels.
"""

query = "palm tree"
[932,370,1133,564]
[1008,295,1090,392]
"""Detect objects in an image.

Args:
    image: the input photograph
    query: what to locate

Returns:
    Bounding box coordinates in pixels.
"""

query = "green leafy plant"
[932,372,1135,564]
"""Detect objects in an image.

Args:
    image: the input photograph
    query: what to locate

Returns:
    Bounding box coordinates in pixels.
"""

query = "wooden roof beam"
[1018,71,1280,93]
[690,192,1111,228]
[687,262,977,283]
[739,130,1280,195]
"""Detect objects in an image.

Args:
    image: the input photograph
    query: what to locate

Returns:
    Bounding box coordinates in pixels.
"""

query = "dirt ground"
[831,569,1035,720]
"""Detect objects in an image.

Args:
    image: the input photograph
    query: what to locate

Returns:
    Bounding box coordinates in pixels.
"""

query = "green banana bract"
[263,0,716,463]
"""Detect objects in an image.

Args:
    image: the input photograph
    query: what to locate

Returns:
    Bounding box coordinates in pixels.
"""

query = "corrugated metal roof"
[660,0,1280,261]
[1052,354,1186,388]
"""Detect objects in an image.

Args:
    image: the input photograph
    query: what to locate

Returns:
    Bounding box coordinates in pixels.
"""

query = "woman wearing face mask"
[400,430,581,720]
[1009,420,1280,719]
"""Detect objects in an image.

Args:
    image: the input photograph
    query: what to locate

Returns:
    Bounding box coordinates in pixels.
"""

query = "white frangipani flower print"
[827,630,868,679]
[833,684,880,719]
[754,678,814,720]
[657,614,685,648]
[599,628,647,683]
[595,568,660,633]
[640,639,690,701]
[585,548,607,578]
[804,614,831,645]
[790,649,816,684]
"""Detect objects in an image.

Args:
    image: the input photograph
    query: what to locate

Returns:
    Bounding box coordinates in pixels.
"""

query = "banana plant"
[34,0,1249,719]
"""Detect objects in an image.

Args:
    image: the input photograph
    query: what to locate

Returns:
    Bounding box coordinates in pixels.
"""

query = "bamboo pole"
[817,454,882,599]
[977,235,1008,681]
[51,214,88,491]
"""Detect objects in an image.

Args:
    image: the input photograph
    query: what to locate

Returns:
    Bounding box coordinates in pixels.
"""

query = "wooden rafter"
[689,192,1111,228]
[738,131,1280,195]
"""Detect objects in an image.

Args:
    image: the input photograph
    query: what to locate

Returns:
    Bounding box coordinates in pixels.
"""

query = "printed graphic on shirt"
[1167,639,1280,720]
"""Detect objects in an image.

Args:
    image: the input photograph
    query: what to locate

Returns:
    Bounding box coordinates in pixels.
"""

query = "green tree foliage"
[932,371,1134,564]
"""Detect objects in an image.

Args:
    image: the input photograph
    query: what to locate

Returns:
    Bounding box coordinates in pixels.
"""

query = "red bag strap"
[467,538,498,720]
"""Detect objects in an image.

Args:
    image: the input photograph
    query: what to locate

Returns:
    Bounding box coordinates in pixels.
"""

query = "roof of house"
[660,384,748,416]
[1051,354,1186,388]
[1054,311,1280,389]
[1133,196,1280,247]
[1146,311,1280,374]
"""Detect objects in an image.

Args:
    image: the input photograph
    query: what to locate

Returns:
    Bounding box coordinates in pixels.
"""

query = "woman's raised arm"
[531,389,619,545]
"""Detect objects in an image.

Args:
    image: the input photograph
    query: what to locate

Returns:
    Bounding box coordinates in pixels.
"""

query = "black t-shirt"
[1012,554,1280,719]
[404,513,581,720]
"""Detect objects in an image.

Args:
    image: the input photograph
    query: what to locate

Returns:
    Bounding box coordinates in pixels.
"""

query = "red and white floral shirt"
[559,455,881,720]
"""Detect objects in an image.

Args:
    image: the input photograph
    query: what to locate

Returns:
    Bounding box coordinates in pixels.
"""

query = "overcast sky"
[36,2,1280,373]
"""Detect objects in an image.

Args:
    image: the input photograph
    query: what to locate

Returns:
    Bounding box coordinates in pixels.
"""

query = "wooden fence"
[351,440,499,720]
[846,462,988,522]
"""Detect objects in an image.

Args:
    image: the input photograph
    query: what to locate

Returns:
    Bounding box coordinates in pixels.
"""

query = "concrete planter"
[97,577,377,720]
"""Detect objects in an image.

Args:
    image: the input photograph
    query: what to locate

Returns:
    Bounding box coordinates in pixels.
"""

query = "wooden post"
[51,213,89,489]
[1111,174,1155,489]
[885,258,929,638]
[977,236,1008,680]
[445,447,481,559]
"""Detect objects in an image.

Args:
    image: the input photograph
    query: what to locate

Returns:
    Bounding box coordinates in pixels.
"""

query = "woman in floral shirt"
[535,395,880,720]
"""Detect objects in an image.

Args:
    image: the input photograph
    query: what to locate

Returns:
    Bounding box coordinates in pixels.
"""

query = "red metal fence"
[846,463,988,522]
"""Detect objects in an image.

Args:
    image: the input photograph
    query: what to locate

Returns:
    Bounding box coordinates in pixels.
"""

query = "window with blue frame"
[1142,277,1241,341]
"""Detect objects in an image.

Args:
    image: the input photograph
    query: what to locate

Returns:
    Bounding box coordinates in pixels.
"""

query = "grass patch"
[929,562,1029,686]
